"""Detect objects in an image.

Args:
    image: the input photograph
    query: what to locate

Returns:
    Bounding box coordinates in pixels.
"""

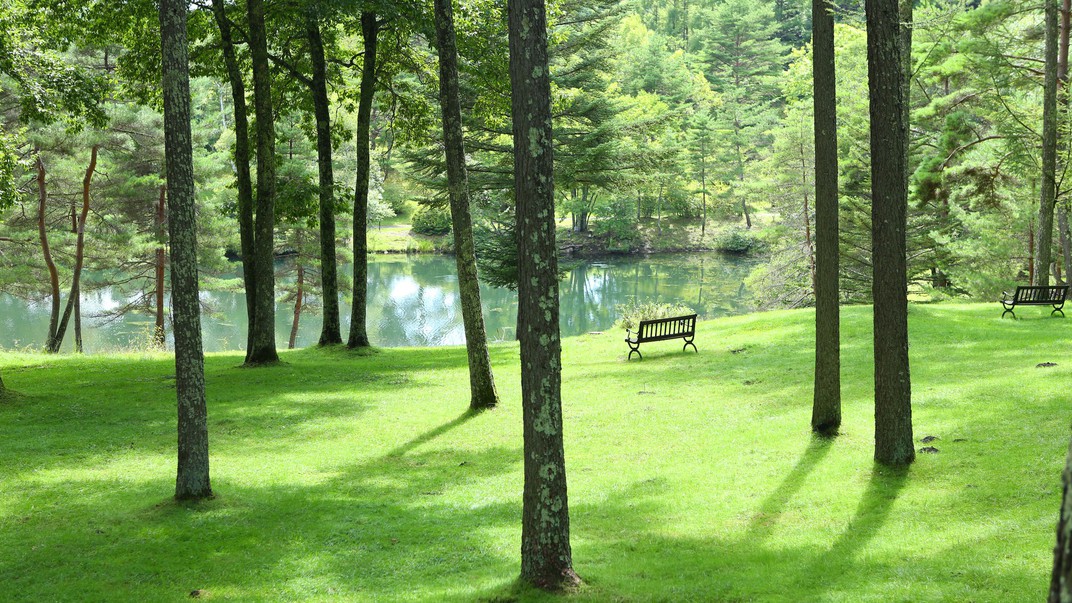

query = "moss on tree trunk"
[434,0,499,410]
[509,0,580,589]
[159,0,211,500]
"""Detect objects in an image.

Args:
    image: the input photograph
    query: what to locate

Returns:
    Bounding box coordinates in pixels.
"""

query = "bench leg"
[627,343,642,360]
[683,336,697,354]
[1001,308,1015,319]
[1053,306,1065,317]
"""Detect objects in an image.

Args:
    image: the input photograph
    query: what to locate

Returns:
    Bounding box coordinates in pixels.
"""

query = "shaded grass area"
[0,304,1068,601]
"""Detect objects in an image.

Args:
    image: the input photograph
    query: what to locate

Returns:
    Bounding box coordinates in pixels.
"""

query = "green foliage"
[593,197,641,252]
[717,227,759,254]
[614,299,694,330]
[411,204,452,236]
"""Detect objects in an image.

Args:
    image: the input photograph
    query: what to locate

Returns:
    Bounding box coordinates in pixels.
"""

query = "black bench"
[625,314,698,360]
[1000,285,1068,318]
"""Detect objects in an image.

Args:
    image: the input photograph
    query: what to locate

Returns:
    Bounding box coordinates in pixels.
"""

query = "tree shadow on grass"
[744,435,835,542]
[3,439,525,602]
[386,410,480,458]
[0,346,492,477]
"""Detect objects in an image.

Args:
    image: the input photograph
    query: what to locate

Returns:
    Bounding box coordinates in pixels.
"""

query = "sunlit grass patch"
[0,303,1067,601]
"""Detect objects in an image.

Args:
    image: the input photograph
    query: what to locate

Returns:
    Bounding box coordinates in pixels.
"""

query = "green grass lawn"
[0,304,1068,602]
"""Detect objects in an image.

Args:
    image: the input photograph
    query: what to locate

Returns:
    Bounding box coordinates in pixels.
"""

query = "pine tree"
[509,0,580,589]
[812,0,840,435]
[867,0,913,466]
[159,0,211,499]
[434,0,500,410]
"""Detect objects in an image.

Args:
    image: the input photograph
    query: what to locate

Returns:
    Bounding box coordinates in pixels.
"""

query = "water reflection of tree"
[0,253,758,350]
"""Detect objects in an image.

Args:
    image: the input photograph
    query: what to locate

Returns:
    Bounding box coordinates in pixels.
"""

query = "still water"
[0,253,757,353]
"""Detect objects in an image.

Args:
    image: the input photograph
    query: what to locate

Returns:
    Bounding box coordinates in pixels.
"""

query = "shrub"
[614,300,695,331]
[717,227,758,254]
[411,205,452,236]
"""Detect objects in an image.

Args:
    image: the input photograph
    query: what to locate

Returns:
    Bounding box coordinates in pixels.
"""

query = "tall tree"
[159,0,211,499]
[246,0,280,364]
[867,0,913,466]
[37,156,61,351]
[700,0,787,229]
[349,10,378,349]
[433,0,499,410]
[209,0,257,360]
[48,145,98,353]
[509,0,580,589]
[1038,0,1060,285]
[306,5,342,346]
[811,0,840,435]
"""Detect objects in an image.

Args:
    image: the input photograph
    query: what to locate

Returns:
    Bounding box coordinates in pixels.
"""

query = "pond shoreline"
[1,253,758,353]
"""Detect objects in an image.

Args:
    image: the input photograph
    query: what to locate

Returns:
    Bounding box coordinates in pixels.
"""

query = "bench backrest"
[1015,285,1069,303]
[637,314,696,342]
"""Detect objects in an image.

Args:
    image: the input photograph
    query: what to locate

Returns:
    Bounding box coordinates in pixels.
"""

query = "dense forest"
[3,0,1068,352]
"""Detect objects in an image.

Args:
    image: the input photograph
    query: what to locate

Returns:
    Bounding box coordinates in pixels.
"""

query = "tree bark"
[1051,435,1072,602]
[290,259,303,350]
[509,0,580,589]
[160,0,211,500]
[210,0,257,361]
[1057,0,1071,286]
[349,11,378,349]
[37,157,61,351]
[811,0,840,436]
[306,9,342,346]
[867,0,914,465]
[1039,0,1060,286]
[700,137,708,236]
[246,0,279,364]
[51,145,98,354]
[434,0,500,410]
[155,185,167,346]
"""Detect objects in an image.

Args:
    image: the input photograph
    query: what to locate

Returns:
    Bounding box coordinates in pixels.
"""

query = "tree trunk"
[210,0,257,361]
[434,0,500,410]
[867,0,914,466]
[1051,435,1072,602]
[51,145,98,354]
[811,0,840,436]
[37,157,61,351]
[1060,207,1072,286]
[736,139,752,228]
[246,0,279,364]
[1056,0,1071,287]
[1031,219,1037,283]
[349,11,378,349]
[160,0,211,500]
[800,139,816,294]
[700,137,708,236]
[508,0,580,589]
[155,185,167,346]
[306,9,342,346]
[1038,0,1060,286]
[290,260,303,350]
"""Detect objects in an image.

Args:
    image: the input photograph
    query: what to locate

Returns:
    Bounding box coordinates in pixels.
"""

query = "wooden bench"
[1000,285,1068,318]
[625,314,698,360]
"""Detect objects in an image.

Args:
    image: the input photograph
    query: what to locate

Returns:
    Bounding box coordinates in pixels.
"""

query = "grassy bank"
[0,304,1067,601]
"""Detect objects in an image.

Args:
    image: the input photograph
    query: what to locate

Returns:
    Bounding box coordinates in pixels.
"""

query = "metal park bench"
[624,314,698,360]
[1000,285,1068,318]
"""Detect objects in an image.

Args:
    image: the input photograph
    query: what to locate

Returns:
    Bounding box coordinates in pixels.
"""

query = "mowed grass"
[0,303,1068,602]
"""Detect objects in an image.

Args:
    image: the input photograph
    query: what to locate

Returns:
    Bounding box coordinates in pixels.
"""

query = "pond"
[0,253,758,353]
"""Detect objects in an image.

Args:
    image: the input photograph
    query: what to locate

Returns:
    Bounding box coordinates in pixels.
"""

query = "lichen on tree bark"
[509,0,580,590]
